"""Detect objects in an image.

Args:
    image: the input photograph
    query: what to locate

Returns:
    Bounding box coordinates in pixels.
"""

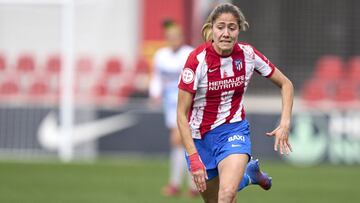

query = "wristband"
[188,152,205,173]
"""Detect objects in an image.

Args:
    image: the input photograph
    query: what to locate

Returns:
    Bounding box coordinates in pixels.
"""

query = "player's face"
[165,27,184,51]
[212,13,239,56]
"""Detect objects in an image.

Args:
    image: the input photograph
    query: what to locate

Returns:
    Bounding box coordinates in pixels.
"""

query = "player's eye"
[216,26,224,30]
[229,25,238,31]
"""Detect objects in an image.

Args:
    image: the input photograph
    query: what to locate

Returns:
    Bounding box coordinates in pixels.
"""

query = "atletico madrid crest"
[235,59,242,71]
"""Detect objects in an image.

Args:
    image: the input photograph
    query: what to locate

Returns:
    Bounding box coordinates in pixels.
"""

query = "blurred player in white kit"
[149,19,199,197]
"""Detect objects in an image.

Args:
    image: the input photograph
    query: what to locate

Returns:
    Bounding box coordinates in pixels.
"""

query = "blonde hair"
[201,3,249,42]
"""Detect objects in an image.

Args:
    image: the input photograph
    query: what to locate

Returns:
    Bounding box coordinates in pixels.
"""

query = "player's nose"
[223,28,230,36]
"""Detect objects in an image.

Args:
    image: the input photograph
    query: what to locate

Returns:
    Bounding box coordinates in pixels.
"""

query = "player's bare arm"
[266,68,294,155]
[177,89,208,192]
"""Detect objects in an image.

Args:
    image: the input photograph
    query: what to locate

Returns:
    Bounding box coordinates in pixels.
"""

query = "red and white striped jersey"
[178,42,275,139]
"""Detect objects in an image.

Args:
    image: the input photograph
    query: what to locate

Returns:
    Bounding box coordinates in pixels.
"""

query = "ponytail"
[201,22,213,42]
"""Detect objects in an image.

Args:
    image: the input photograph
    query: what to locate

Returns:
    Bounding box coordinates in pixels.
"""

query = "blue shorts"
[186,120,251,181]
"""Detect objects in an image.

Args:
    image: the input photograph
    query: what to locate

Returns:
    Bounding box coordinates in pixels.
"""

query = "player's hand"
[266,124,292,155]
[188,152,208,192]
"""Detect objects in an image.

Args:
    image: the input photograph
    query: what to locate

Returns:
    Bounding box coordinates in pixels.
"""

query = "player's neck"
[212,43,233,57]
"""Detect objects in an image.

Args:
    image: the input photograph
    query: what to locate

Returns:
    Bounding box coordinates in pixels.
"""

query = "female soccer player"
[177,3,294,203]
[149,20,198,197]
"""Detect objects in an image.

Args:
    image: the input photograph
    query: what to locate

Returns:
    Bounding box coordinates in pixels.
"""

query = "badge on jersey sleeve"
[182,68,195,84]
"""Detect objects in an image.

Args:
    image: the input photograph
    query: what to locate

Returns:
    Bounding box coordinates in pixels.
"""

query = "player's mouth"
[219,40,233,44]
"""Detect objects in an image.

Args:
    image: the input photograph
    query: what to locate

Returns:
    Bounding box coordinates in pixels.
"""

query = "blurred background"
[0,0,359,202]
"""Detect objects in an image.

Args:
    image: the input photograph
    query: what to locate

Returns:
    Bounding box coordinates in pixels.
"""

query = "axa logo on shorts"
[228,134,245,142]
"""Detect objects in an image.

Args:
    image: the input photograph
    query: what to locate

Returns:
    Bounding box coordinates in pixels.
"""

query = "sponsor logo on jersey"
[208,76,245,91]
[182,68,195,84]
[208,68,218,73]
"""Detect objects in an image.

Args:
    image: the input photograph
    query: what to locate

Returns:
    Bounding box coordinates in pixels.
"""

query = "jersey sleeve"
[178,51,200,93]
[253,47,276,78]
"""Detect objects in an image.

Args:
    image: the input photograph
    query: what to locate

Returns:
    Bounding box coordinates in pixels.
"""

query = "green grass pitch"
[0,158,359,203]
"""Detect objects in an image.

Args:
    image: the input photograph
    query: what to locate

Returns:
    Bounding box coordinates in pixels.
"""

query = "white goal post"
[0,0,76,162]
